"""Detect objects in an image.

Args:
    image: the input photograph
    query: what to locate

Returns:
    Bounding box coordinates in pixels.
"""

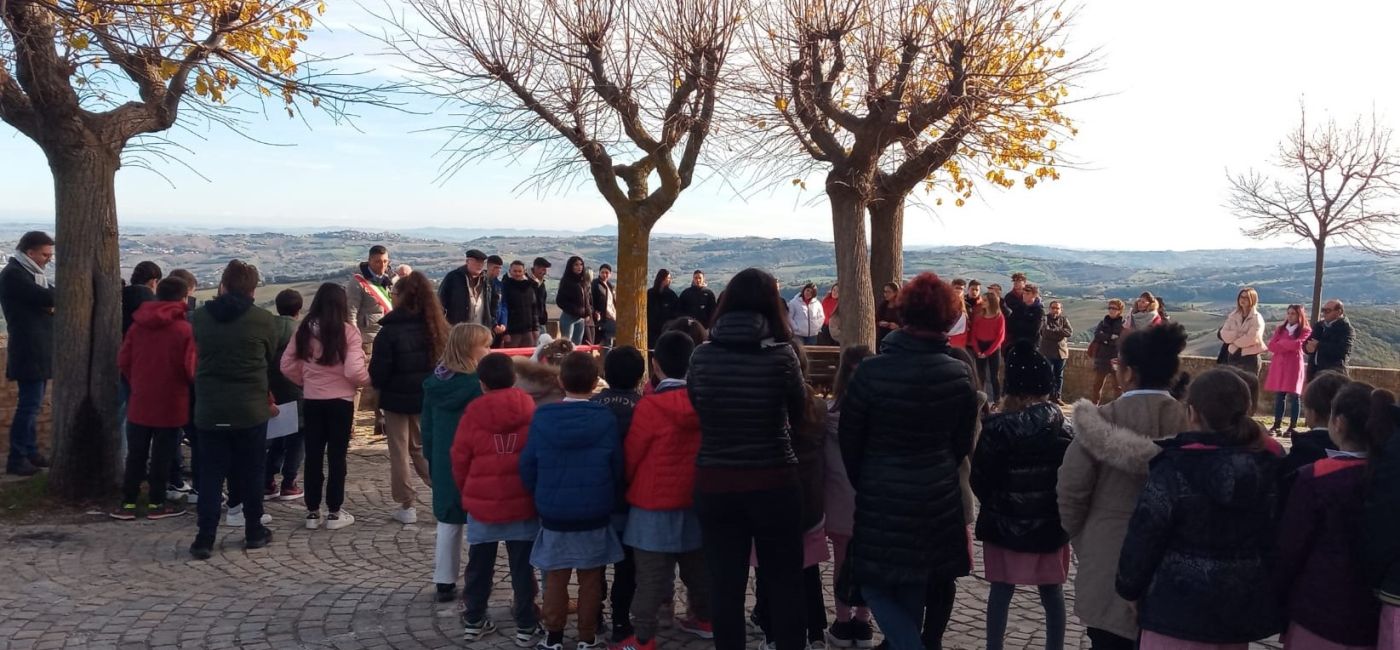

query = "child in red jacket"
[612,332,712,650]
[112,278,197,520]
[450,353,542,645]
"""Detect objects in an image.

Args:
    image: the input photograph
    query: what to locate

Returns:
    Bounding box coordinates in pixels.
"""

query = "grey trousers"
[631,549,710,640]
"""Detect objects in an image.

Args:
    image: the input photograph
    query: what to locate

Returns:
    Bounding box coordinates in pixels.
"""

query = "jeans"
[862,583,926,650]
[195,423,268,539]
[695,483,806,650]
[7,380,45,469]
[265,431,304,487]
[559,313,587,345]
[596,319,617,349]
[976,349,1003,403]
[463,540,539,627]
[1086,627,1136,650]
[986,583,1065,650]
[1048,358,1066,398]
[122,424,177,504]
[1273,392,1300,430]
[303,399,354,512]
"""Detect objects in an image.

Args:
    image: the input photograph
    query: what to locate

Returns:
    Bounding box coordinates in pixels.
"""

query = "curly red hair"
[898,273,959,333]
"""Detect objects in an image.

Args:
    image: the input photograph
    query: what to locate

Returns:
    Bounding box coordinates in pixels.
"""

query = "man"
[591,264,618,347]
[348,245,394,348]
[1005,281,1046,348]
[189,260,279,559]
[486,255,509,346]
[439,248,498,328]
[1039,300,1073,405]
[1,232,54,476]
[1306,299,1354,378]
[678,269,717,326]
[502,260,541,348]
[965,279,982,314]
[122,261,163,335]
[531,257,552,338]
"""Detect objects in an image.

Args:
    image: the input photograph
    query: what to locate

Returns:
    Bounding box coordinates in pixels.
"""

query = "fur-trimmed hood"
[1070,398,1166,475]
[513,358,563,405]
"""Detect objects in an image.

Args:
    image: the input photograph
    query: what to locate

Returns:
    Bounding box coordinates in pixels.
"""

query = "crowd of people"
[2,232,1399,650]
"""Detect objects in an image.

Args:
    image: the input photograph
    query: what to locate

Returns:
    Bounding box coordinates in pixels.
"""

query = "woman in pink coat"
[1263,304,1311,437]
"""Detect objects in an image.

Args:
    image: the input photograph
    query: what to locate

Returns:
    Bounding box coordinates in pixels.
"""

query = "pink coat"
[1264,324,1310,395]
[279,323,371,401]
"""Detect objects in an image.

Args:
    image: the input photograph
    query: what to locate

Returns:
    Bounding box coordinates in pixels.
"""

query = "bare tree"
[742,0,1088,349]
[1229,107,1400,322]
[382,0,741,350]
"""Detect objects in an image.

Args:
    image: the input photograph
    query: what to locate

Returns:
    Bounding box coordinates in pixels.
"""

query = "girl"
[1364,391,1400,650]
[1263,304,1311,437]
[1218,287,1266,375]
[646,270,679,349]
[371,271,451,525]
[971,291,1006,404]
[819,284,840,345]
[947,287,970,351]
[823,345,875,649]
[555,256,592,345]
[421,323,491,602]
[1116,368,1283,649]
[787,282,825,345]
[972,341,1074,650]
[280,282,371,531]
[1278,382,1394,650]
[875,282,901,347]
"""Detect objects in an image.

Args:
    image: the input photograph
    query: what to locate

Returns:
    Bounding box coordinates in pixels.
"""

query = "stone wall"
[0,344,54,456]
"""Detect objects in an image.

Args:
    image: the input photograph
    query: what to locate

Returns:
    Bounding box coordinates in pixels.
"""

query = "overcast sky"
[2,0,1397,251]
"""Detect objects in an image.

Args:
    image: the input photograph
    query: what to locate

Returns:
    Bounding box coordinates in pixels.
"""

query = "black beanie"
[1004,340,1055,397]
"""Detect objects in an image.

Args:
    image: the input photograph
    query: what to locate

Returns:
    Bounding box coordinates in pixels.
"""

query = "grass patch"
[0,472,49,520]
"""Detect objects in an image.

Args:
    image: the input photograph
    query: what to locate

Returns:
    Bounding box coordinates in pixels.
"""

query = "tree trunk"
[1310,240,1326,323]
[830,187,875,350]
[45,149,124,500]
[615,211,653,351]
[868,198,904,294]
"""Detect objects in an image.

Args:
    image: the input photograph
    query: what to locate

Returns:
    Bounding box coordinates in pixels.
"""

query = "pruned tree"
[383,0,742,350]
[743,0,1089,349]
[1,0,375,499]
[1229,107,1400,322]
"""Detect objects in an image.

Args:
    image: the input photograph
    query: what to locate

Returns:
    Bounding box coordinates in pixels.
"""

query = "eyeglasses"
[1108,307,1121,312]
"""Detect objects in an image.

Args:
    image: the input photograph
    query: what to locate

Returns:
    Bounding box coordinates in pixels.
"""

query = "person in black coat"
[121,261,163,335]
[1004,282,1046,348]
[1278,370,1348,503]
[591,264,618,348]
[1088,300,1125,405]
[554,255,592,345]
[1,231,55,476]
[678,270,717,326]
[688,268,807,650]
[439,249,498,328]
[645,269,679,349]
[497,261,540,348]
[530,257,552,337]
[1363,402,1400,626]
[839,272,979,650]
[1305,299,1354,377]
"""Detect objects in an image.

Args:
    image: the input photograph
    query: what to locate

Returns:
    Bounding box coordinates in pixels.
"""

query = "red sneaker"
[278,482,304,501]
[608,636,655,650]
[263,481,279,500]
[676,617,714,639]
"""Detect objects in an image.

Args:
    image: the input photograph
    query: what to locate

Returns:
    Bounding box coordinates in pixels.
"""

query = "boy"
[112,277,196,520]
[265,288,306,500]
[591,346,645,641]
[613,332,713,650]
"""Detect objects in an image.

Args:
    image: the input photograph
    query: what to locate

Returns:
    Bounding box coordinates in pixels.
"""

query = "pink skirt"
[981,543,1070,586]
[1139,631,1247,650]
[751,520,830,569]
[1381,605,1399,650]
[1283,621,1376,650]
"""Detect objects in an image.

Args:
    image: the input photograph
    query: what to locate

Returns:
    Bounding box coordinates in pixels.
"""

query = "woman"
[875,282,901,347]
[1124,292,1162,333]
[838,273,979,650]
[947,288,970,350]
[1263,304,1311,437]
[788,282,825,345]
[370,271,451,526]
[1087,300,1125,405]
[688,268,808,650]
[1059,323,1191,650]
[554,256,591,345]
[646,269,679,349]
[971,291,1007,404]
[818,284,840,345]
[1219,287,1267,374]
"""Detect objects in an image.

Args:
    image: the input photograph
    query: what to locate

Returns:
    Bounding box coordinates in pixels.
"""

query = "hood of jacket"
[468,387,537,433]
[708,311,774,345]
[993,401,1073,452]
[535,401,615,449]
[205,293,254,323]
[423,368,481,412]
[132,300,189,329]
[1155,432,1278,509]
[1070,398,1164,474]
[503,276,535,292]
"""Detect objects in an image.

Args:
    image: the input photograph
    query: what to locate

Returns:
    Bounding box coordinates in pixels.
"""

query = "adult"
[1306,299,1354,377]
[189,260,280,559]
[439,249,498,329]
[530,257,552,339]
[1263,304,1310,436]
[590,264,617,348]
[1039,300,1073,405]
[371,272,451,525]
[554,255,592,345]
[122,261,162,335]
[818,284,840,345]
[1086,300,1125,406]
[1219,287,1266,374]
[347,245,394,348]
[688,268,808,650]
[1123,292,1162,333]
[1058,323,1190,650]
[787,282,825,346]
[875,282,901,348]
[971,291,1007,404]
[678,270,718,327]
[645,269,679,349]
[501,261,540,348]
[486,255,508,346]
[1005,282,1045,349]
[840,273,979,650]
[1,231,54,476]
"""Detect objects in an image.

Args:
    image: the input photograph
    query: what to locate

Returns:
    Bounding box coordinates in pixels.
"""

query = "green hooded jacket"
[421,368,483,524]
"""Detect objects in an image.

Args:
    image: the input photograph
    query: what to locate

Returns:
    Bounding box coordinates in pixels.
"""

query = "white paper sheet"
[266,402,300,440]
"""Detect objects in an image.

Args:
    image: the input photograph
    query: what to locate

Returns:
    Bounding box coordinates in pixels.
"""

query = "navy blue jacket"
[519,400,622,531]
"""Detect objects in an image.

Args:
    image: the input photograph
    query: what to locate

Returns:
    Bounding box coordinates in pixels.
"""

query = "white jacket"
[1220,309,1267,356]
[788,295,825,338]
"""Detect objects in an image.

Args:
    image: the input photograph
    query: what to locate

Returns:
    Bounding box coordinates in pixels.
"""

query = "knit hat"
[1004,340,1054,397]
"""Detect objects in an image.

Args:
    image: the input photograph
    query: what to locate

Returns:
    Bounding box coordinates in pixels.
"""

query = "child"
[520,351,624,650]
[451,353,542,646]
[422,323,491,602]
[824,345,875,649]
[1116,368,1284,649]
[591,346,646,642]
[972,342,1074,650]
[1277,382,1392,650]
[1363,391,1400,649]
[265,288,306,501]
[280,282,371,531]
[111,277,197,520]
[613,333,711,650]
[1281,370,1349,484]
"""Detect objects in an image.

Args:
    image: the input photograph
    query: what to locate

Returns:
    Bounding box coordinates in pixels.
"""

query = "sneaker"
[608,636,655,650]
[278,482,304,501]
[109,502,138,521]
[808,640,829,650]
[393,507,418,524]
[306,511,323,529]
[245,526,273,550]
[848,621,874,649]
[435,583,457,603]
[186,489,200,504]
[224,505,245,528]
[514,624,541,647]
[147,502,188,520]
[326,511,355,530]
[189,535,214,560]
[534,640,563,650]
[168,480,192,494]
[264,482,279,500]
[676,617,714,639]
[1269,426,1282,436]
[827,622,855,649]
[577,640,603,650]
[462,617,497,641]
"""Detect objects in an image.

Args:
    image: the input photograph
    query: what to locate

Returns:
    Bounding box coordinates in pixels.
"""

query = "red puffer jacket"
[451,386,537,523]
[625,385,702,510]
[119,301,197,428]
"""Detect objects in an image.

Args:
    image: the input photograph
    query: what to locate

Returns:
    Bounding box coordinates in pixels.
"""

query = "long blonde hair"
[440,323,492,374]
[1236,287,1259,316]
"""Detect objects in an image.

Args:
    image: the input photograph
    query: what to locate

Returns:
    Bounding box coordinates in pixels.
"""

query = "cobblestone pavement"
[0,433,1281,650]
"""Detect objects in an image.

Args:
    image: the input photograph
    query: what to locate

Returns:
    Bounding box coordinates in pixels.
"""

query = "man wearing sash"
[347,245,394,433]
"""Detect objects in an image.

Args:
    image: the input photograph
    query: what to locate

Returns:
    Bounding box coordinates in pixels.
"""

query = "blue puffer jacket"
[520,400,622,532]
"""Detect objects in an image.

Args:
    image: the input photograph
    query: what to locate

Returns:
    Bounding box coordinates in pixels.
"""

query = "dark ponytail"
[1333,382,1397,455]
[1188,368,1258,445]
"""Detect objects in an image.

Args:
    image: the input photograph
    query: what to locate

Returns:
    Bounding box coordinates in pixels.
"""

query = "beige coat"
[1058,394,1189,640]
[1220,310,1267,356]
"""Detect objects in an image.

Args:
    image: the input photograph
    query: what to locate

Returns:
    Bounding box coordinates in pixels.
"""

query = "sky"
[2,0,1398,251]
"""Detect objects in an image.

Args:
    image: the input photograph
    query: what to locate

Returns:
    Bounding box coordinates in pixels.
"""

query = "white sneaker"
[326,510,355,530]
[393,507,418,524]
[224,505,245,528]
[306,511,323,529]
[576,641,602,650]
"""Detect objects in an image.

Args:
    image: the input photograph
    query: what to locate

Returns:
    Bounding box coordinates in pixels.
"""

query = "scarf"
[1286,322,1300,336]
[14,254,48,288]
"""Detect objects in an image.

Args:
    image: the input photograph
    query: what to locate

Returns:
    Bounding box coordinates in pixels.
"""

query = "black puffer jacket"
[971,402,1073,552]
[501,277,539,334]
[1116,432,1284,644]
[1005,292,1045,346]
[689,311,806,469]
[369,310,435,414]
[555,277,591,319]
[839,330,979,586]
